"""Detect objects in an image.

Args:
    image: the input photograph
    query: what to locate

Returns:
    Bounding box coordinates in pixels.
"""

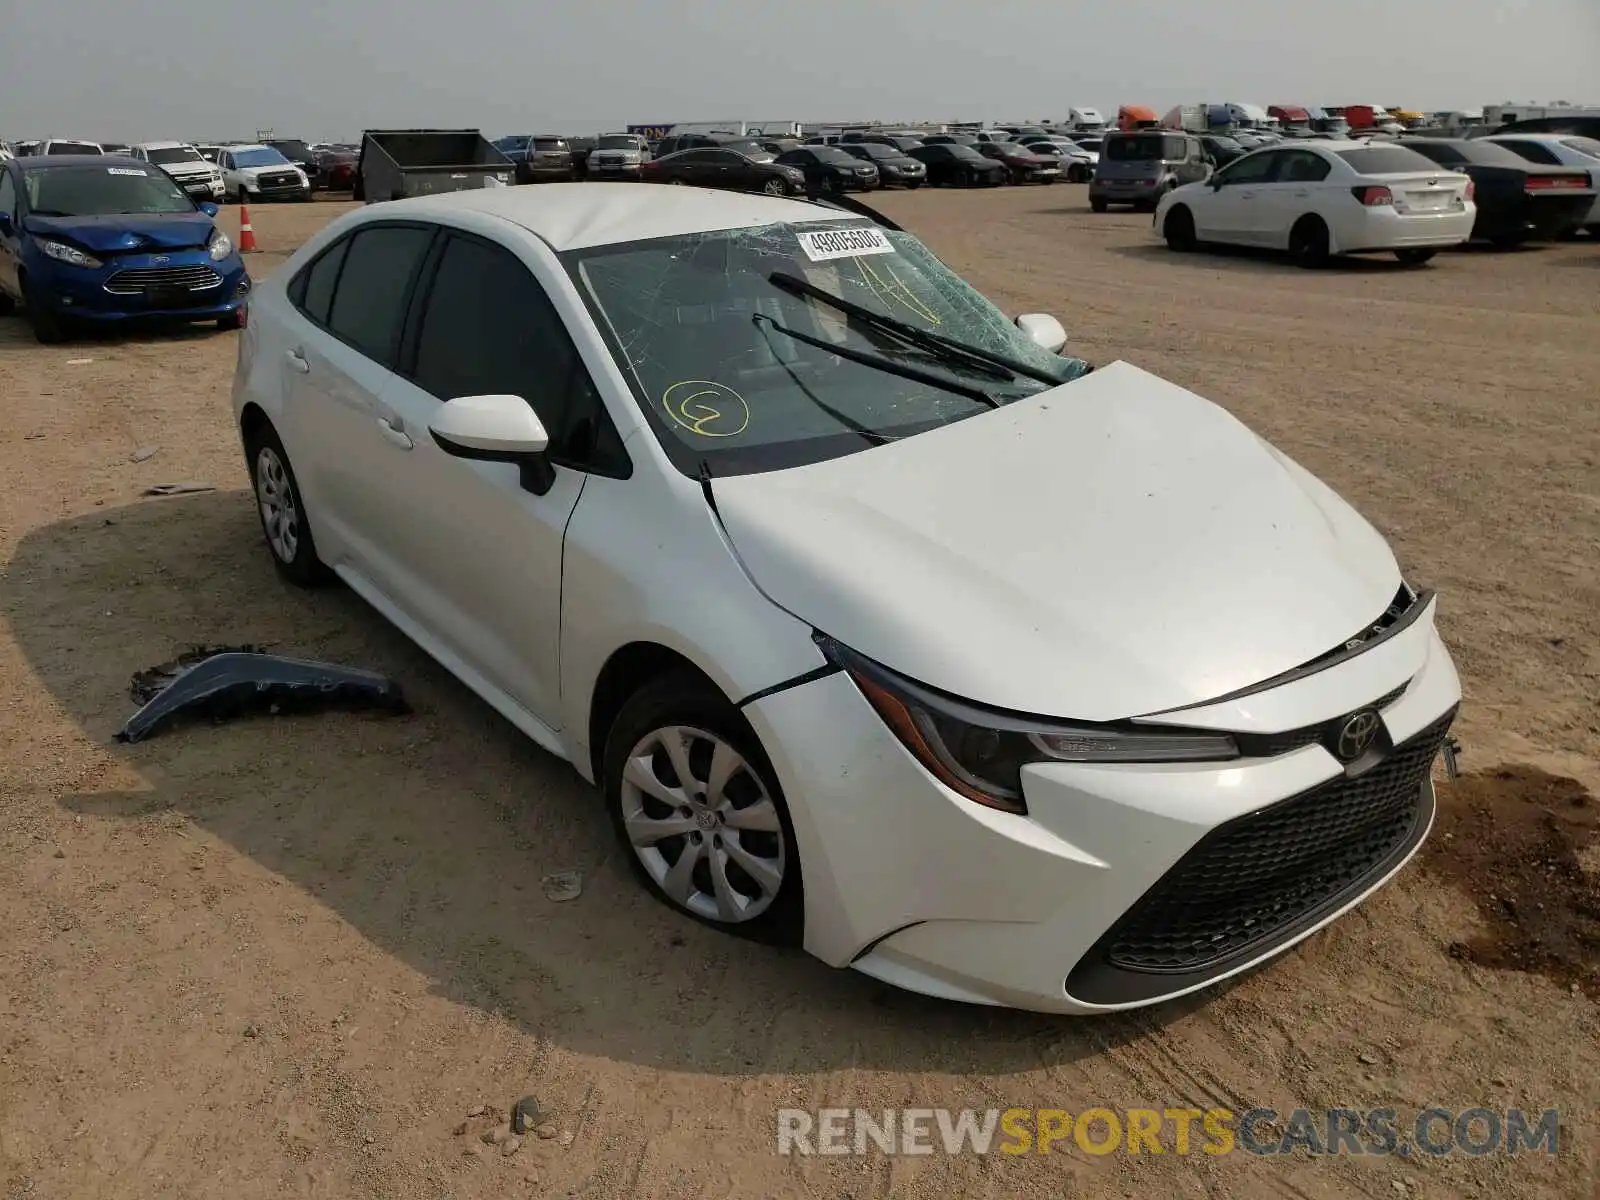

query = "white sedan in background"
[1155,140,1475,266]
[232,183,1461,1013]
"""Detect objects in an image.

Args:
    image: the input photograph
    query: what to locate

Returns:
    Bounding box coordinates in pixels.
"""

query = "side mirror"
[429,394,555,495]
[1015,313,1068,354]
[198,201,220,217]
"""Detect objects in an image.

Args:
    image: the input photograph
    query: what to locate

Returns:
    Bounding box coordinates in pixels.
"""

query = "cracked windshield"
[566,221,1091,474]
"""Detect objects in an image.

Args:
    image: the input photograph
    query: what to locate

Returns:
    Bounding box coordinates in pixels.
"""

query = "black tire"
[1090,197,1108,213]
[244,419,333,587]
[1394,248,1436,266]
[0,288,15,317]
[762,177,788,196]
[1289,216,1331,268]
[22,278,67,344]
[1164,205,1198,252]
[904,180,923,190]
[602,671,803,944]
[1489,233,1524,250]
[1069,163,1090,183]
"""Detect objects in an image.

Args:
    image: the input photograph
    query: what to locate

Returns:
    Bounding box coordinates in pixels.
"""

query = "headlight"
[824,638,1238,814]
[207,227,233,260]
[295,169,309,184]
[38,239,102,269]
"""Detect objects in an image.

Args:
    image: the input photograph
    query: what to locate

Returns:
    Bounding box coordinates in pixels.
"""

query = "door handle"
[285,349,310,374]
[1294,190,1309,197]
[1240,191,1256,199]
[376,415,414,450]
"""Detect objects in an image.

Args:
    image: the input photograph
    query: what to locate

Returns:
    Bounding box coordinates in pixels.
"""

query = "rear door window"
[325,225,434,366]
[292,237,351,326]
[1494,139,1561,165]
[1334,145,1446,174]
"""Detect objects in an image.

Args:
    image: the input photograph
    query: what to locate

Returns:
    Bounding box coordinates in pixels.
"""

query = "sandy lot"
[1,190,1596,1200]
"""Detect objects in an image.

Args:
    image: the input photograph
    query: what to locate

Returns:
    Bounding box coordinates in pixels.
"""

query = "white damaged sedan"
[232,183,1462,1013]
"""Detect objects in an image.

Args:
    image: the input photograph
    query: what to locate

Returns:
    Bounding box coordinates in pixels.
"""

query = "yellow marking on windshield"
[661,380,751,438]
[855,257,941,327]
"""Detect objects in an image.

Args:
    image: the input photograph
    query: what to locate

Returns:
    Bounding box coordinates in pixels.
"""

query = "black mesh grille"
[1090,706,1455,977]
[1235,681,1411,759]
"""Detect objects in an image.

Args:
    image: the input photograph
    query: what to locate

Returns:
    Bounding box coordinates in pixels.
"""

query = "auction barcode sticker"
[107,167,148,176]
[796,226,895,262]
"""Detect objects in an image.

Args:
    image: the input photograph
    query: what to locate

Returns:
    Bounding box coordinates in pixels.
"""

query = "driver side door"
[359,230,628,727]
[1196,149,1281,243]
[0,169,19,300]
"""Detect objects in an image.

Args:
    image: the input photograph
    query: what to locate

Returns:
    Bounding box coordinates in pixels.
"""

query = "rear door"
[1252,149,1330,247]
[280,222,437,586]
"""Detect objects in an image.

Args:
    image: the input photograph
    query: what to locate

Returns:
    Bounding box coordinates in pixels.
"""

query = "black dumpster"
[355,130,515,203]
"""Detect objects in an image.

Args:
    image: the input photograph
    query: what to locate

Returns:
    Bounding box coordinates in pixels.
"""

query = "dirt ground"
[1,190,1596,1200]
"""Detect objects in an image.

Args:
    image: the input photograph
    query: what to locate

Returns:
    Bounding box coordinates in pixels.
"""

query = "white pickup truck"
[130,141,225,201]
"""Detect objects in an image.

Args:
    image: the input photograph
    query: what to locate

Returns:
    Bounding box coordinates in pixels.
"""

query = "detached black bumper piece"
[116,645,410,743]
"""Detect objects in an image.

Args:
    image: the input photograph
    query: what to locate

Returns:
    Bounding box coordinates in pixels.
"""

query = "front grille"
[1235,681,1410,759]
[104,265,222,295]
[1066,706,1456,1005]
[257,172,300,189]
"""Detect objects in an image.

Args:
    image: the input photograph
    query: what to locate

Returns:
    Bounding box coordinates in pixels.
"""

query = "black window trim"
[397,226,633,481]
[300,220,440,369]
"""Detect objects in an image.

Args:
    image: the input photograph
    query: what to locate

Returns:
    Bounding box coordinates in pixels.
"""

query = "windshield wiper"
[752,320,895,443]
[768,270,1064,386]
[751,313,997,409]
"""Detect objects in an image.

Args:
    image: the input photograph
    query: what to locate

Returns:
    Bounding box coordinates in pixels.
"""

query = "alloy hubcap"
[255,447,299,562]
[620,725,785,923]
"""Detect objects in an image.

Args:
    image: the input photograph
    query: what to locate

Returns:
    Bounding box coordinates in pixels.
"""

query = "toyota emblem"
[1334,710,1382,761]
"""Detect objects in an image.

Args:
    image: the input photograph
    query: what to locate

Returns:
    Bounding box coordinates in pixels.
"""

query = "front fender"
[558,466,828,783]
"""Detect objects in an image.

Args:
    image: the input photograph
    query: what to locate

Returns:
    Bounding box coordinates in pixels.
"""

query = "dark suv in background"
[515,135,576,183]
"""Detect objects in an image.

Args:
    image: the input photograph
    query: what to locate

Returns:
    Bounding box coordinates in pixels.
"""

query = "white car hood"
[711,361,1401,720]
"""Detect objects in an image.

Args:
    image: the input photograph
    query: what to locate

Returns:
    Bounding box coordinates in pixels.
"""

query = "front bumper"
[242,175,310,200]
[587,162,643,178]
[174,175,225,200]
[28,250,251,321]
[744,622,1461,1014]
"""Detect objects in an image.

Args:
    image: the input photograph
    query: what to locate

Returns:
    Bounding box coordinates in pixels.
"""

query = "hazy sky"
[5,0,1597,142]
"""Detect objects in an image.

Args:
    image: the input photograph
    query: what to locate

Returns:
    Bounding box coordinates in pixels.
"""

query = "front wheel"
[904,180,923,190]
[603,672,803,943]
[1090,197,1108,213]
[1394,248,1436,266]
[1164,206,1198,252]
[762,177,788,196]
[22,280,67,344]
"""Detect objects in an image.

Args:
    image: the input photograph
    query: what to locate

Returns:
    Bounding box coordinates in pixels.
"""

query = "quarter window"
[325,225,433,366]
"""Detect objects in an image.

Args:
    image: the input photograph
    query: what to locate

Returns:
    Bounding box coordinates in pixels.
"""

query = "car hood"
[23,212,214,251]
[158,160,214,176]
[710,361,1401,720]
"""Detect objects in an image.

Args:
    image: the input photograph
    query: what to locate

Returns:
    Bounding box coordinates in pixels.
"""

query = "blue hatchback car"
[0,154,251,343]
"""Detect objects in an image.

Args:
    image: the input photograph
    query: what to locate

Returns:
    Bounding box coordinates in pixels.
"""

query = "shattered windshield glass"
[564,221,1090,476]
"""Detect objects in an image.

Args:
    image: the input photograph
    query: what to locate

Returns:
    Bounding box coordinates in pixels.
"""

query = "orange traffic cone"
[238,204,258,253]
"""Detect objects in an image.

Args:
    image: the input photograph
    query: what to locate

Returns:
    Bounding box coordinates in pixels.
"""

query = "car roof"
[367,182,859,251]
[226,144,272,153]
[44,138,101,146]
[135,140,190,150]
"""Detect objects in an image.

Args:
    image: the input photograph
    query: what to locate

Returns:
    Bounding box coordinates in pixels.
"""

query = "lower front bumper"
[744,624,1462,1014]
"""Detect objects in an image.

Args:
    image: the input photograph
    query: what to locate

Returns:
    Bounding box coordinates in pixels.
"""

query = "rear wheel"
[245,420,333,587]
[1394,248,1436,266]
[1164,206,1197,251]
[603,671,802,943]
[1289,216,1331,268]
